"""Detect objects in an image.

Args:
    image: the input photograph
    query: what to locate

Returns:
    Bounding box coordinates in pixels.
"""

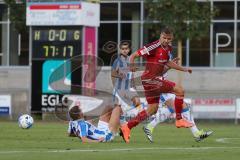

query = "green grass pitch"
[0,121,240,160]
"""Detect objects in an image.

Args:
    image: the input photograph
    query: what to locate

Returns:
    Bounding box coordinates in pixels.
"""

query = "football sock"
[127,110,148,129]
[181,108,199,136]
[175,96,184,120]
[148,107,172,128]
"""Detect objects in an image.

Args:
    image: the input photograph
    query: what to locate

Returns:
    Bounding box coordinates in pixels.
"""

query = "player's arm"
[111,68,125,79]
[111,68,119,78]
[162,65,171,75]
[80,136,104,143]
[129,51,140,72]
[162,57,180,74]
[130,41,159,72]
[67,122,77,137]
[166,60,192,73]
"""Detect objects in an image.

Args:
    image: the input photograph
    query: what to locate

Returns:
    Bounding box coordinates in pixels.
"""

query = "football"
[18,114,34,129]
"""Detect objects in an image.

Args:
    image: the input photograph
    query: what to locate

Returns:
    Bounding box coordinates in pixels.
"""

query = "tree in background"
[4,0,26,34]
[145,0,218,66]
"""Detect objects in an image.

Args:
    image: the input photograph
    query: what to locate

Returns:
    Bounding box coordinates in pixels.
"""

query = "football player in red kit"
[120,27,193,143]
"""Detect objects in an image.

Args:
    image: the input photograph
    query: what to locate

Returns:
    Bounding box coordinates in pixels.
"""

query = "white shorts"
[97,120,114,142]
[97,120,109,131]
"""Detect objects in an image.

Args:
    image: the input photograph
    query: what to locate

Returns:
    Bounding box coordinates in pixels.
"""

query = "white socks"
[148,107,200,136]
[148,107,172,128]
[181,108,199,136]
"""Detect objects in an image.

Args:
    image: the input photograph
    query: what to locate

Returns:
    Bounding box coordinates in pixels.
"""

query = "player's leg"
[147,94,175,129]
[143,97,212,142]
[143,107,173,143]
[97,105,114,131]
[121,79,169,143]
[153,100,213,142]
[172,84,193,128]
[181,102,213,142]
[143,94,174,142]
[144,79,192,128]
[128,87,141,108]
[96,106,122,142]
[111,88,128,124]
[120,102,159,143]
[108,106,122,134]
[156,101,197,134]
[98,105,113,122]
[181,103,199,135]
[120,95,145,123]
[127,100,159,130]
[116,88,141,125]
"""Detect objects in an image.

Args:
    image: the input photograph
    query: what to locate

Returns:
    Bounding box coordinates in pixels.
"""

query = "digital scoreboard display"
[28,1,99,114]
[32,26,82,59]
[31,26,83,112]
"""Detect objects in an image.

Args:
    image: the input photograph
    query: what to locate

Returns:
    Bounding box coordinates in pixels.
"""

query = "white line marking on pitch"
[1,147,240,154]
[216,138,240,144]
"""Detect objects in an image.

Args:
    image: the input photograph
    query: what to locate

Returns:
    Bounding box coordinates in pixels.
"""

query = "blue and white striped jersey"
[112,55,132,91]
[68,120,113,142]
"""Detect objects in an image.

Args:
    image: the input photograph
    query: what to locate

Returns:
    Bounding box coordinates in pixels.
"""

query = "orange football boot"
[119,123,131,143]
[175,119,194,128]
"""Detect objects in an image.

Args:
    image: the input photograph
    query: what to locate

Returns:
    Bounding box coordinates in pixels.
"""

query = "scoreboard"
[27,1,99,113]
[32,27,82,59]
[31,26,83,112]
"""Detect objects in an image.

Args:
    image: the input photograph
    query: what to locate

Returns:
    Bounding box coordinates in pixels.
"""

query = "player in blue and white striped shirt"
[67,105,122,143]
[111,41,140,113]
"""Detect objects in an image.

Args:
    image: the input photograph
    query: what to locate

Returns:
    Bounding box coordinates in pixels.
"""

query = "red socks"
[175,96,184,120]
[126,96,184,129]
[127,110,148,129]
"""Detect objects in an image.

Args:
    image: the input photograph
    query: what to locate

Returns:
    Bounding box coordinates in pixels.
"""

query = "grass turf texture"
[0,121,240,160]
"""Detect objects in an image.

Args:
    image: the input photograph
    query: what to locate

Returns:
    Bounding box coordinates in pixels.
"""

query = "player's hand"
[119,72,126,79]
[130,64,137,72]
[98,137,105,142]
[184,67,192,74]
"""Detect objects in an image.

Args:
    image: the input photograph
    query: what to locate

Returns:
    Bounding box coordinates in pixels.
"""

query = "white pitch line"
[1,147,240,154]
[216,138,240,144]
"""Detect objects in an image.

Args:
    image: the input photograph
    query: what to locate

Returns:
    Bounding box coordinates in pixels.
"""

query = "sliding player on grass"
[67,105,122,143]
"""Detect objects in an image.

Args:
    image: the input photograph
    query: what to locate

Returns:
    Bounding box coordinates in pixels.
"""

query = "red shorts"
[142,78,176,104]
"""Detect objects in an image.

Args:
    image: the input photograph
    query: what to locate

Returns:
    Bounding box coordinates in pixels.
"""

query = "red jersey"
[137,40,172,80]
